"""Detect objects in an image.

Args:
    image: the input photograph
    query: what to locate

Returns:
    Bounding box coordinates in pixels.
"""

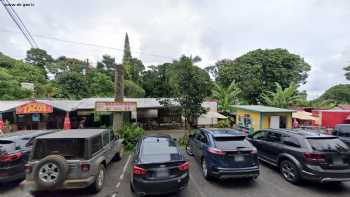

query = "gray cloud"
[0,0,349,99]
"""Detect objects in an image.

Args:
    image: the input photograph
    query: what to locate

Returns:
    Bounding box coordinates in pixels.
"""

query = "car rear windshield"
[140,138,181,163]
[338,126,350,137]
[33,138,85,160]
[0,140,16,153]
[214,136,248,150]
[307,138,349,152]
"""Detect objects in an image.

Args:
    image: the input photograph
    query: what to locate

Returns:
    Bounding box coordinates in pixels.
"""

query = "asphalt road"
[2,153,350,197]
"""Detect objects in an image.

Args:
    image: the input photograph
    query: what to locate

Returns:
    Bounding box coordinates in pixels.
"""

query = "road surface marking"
[120,154,131,180]
[190,174,207,197]
[116,154,132,188]
[116,182,121,188]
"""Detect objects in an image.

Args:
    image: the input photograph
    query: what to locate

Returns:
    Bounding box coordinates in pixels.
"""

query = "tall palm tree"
[262,82,302,108]
[212,81,241,113]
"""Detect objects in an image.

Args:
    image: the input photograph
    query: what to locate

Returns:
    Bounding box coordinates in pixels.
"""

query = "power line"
[1,1,35,48]
[0,28,175,61]
[4,0,38,47]
[1,0,38,48]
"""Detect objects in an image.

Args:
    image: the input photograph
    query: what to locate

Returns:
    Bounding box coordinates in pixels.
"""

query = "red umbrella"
[63,113,71,130]
[346,114,350,120]
[0,114,4,130]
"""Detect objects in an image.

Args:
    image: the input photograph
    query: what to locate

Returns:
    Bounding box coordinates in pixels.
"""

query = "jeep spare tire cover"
[33,155,69,189]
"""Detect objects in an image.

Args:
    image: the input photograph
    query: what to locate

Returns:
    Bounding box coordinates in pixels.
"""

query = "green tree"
[345,64,350,80]
[262,82,302,108]
[169,56,212,128]
[0,52,17,68]
[212,80,241,113]
[123,33,132,80]
[124,80,145,97]
[130,58,145,84]
[8,61,46,84]
[97,54,116,80]
[56,72,89,99]
[217,49,311,104]
[317,84,350,104]
[25,48,53,77]
[47,57,89,75]
[0,80,32,100]
[35,82,59,98]
[86,70,114,97]
[141,63,175,97]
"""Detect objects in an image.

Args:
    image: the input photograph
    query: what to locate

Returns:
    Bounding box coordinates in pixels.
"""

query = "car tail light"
[24,164,32,173]
[80,163,90,172]
[178,161,190,171]
[133,165,146,175]
[251,148,257,154]
[0,151,23,162]
[304,152,326,162]
[208,147,225,156]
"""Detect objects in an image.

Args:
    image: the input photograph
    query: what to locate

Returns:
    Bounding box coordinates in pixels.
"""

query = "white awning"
[200,111,227,119]
[292,111,318,121]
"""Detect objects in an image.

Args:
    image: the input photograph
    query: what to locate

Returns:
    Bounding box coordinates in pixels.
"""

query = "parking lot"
[1,152,350,197]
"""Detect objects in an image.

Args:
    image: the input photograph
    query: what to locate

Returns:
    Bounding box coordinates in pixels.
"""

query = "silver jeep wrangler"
[23,129,124,195]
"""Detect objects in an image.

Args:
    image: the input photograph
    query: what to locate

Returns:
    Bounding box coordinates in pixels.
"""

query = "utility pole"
[113,63,124,132]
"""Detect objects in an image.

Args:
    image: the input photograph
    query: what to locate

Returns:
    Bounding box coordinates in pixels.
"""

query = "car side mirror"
[189,134,193,138]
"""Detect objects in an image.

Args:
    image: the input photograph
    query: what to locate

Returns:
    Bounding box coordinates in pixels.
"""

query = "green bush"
[216,120,230,128]
[117,124,144,151]
[178,133,190,147]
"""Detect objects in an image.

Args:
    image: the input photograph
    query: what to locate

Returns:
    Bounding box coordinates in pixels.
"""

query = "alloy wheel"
[281,161,296,182]
[186,144,193,155]
[97,168,105,188]
[38,162,60,184]
[202,159,208,177]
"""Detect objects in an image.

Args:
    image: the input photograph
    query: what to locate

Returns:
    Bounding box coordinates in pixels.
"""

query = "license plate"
[234,155,245,162]
[156,168,169,177]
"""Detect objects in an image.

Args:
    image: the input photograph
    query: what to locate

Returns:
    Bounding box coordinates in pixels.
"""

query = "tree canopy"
[316,84,350,104]
[212,80,240,113]
[262,82,302,108]
[345,64,350,80]
[168,56,212,128]
[216,49,311,104]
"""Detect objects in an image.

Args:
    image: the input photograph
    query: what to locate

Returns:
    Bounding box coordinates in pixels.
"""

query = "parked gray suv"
[23,129,124,195]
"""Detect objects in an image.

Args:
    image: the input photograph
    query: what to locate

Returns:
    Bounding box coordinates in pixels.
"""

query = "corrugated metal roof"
[0,100,28,112]
[76,98,179,109]
[38,100,81,112]
[233,105,295,113]
[0,98,215,112]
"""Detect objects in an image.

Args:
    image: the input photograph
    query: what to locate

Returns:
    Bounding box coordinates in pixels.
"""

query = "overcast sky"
[0,0,349,99]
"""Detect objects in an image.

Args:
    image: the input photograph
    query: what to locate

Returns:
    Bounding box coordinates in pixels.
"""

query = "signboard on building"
[95,101,137,112]
[16,101,53,114]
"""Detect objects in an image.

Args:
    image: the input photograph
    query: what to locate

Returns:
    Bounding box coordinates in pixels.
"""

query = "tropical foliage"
[345,64,350,80]
[212,80,241,113]
[262,82,302,108]
[216,49,311,104]
[118,124,144,150]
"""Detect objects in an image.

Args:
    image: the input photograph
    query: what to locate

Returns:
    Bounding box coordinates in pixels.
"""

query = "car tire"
[89,164,105,193]
[30,191,44,197]
[113,145,124,161]
[280,160,301,184]
[130,182,135,192]
[186,143,194,156]
[201,158,212,180]
[33,155,68,189]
